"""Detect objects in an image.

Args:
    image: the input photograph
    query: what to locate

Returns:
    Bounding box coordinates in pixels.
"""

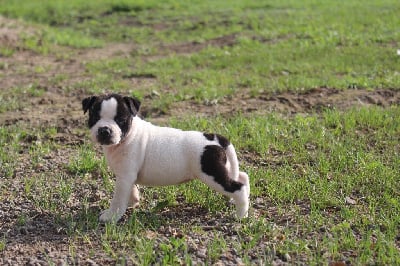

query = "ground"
[0,4,399,265]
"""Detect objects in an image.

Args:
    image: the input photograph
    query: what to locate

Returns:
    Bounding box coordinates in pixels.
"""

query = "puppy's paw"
[235,201,249,219]
[129,201,140,208]
[99,209,123,223]
[236,208,248,219]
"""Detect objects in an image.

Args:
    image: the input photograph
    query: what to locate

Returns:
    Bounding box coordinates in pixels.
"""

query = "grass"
[3,107,398,264]
[0,84,46,113]
[2,0,399,95]
[1,0,400,264]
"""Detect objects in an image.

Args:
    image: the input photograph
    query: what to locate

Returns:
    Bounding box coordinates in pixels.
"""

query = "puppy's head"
[82,94,140,146]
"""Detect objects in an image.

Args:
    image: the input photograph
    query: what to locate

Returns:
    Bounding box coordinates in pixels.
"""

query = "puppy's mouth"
[97,137,114,146]
[97,126,119,146]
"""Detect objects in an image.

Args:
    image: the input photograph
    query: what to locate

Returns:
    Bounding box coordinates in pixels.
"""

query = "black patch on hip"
[200,145,243,193]
[203,133,230,149]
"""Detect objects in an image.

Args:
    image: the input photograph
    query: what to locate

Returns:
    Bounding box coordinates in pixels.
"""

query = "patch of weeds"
[16,214,28,226]
[158,237,188,265]
[43,27,104,48]
[58,202,100,235]
[19,27,102,55]
[72,74,131,94]
[0,126,24,177]
[0,93,19,113]
[85,57,131,76]
[28,139,52,169]
[27,174,68,212]
[110,1,156,13]
[0,61,9,70]
[0,237,6,252]
[20,32,50,55]
[49,73,69,86]
[23,177,35,199]
[0,46,15,57]
[207,236,227,262]
[25,83,46,97]
[67,144,105,176]
[129,237,157,265]
[149,95,175,116]
[0,84,46,112]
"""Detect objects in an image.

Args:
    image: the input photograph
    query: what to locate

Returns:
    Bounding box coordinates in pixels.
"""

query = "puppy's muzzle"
[97,126,113,145]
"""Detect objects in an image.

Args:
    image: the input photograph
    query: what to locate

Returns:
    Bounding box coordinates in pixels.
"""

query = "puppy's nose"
[98,127,111,138]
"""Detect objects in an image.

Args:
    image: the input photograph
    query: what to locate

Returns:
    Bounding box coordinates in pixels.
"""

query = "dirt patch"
[170,87,400,118]
[70,33,238,63]
[0,91,84,130]
[161,34,237,55]
[0,16,38,46]
[76,42,136,62]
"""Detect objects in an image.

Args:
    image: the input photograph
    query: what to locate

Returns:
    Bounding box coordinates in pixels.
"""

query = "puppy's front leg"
[129,185,140,208]
[100,175,135,223]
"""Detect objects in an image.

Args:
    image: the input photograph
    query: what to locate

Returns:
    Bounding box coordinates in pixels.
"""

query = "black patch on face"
[203,133,230,149]
[114,96,135,139]
[123,96,141,115]
[86,98,102,129]
[200,145,243,193]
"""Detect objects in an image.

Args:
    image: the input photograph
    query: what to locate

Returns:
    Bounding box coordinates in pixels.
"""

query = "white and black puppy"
[82,94,250,222]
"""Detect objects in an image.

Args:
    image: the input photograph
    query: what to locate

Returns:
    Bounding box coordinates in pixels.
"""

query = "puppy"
[82,94,250,222]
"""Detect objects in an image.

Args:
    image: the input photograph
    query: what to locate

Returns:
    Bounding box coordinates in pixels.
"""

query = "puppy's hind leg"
[200,145,249,218]
[199,173,249,218]
[238,171,250,197]
[129,185,140,208]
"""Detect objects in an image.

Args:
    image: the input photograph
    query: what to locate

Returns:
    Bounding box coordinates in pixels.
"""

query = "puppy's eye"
[115,118,125,125]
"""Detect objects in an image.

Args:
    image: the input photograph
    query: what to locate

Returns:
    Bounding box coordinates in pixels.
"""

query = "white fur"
[101,97,118,120]
[91,101,250,222]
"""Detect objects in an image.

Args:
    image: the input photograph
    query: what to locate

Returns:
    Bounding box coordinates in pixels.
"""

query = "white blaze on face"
[100,97,118,120]
[90,97,123,145]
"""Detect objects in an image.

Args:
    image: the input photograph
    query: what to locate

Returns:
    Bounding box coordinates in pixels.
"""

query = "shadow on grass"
[2,200,237,249]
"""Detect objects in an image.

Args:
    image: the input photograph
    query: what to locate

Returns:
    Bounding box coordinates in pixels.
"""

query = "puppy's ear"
[82,96,97,114]
[124,96,141,115]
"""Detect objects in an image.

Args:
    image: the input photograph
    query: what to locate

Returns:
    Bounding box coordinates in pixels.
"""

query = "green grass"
[1,0,399,94]
[0,46,14,57]
[0,84,46,113]
[12,106,396,265]
[1,0,400,264]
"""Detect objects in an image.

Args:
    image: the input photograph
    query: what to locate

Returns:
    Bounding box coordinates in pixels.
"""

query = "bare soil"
[1,16,399,265]
[171,87,400,119]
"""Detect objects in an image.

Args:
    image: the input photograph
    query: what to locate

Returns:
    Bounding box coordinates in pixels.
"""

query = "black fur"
[203,133,215,141]
[200,145,243,193]
[216,134,230,148]
[82,96,97,114]
[203,133,230,148]
[97,127,113,145]
[123,96,141,115]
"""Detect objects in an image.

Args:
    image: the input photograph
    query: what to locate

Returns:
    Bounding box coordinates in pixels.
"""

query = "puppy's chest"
[104,145,141,176]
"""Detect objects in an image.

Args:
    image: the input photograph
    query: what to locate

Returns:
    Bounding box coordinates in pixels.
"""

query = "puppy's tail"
[225,144,240,181]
